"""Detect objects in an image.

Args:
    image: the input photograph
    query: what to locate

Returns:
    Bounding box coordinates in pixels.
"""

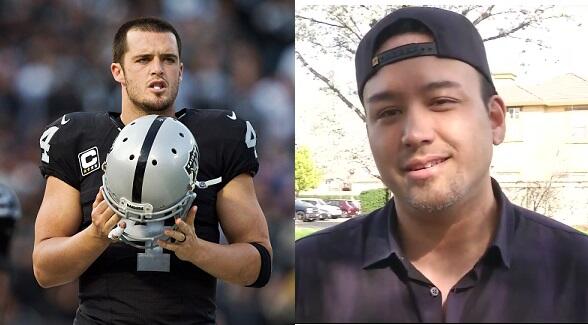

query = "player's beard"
[125,78,179,113]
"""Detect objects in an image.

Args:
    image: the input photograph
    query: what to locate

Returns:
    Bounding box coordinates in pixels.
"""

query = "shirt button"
[430,287,440,297]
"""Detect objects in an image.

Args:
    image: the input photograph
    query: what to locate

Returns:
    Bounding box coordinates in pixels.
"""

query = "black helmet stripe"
[132,116,166,203]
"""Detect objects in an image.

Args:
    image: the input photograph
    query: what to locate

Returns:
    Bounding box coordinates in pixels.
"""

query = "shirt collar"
[108,111,124,129]
[488,177,514,268]
[107,109,187,128]
[361,177,515,269]
[362,199,403,269]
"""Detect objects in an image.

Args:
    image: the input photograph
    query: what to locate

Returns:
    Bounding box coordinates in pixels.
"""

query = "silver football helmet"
[0,183,21,257]
[0,183,21,220]
[102,115,198,250]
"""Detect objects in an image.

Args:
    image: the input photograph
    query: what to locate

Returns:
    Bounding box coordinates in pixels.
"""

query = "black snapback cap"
[355,6,496,103]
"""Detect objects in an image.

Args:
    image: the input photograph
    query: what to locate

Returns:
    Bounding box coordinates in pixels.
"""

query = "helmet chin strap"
[196,176,222,189]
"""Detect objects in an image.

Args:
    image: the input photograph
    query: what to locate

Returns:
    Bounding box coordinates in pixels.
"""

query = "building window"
[569,110,588,142]
[508,107,520,119]
[504,107,522,142]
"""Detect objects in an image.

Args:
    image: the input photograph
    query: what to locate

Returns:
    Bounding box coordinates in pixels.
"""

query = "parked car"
[325,199,360,217]
[295,199,320,222]
[348,199,361,213]
[299,198,343,219]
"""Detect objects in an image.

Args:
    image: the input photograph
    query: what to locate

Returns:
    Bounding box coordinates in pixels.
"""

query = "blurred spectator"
[0,0,293,324]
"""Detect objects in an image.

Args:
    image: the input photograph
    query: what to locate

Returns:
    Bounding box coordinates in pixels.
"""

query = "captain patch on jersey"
[78,146,100,176]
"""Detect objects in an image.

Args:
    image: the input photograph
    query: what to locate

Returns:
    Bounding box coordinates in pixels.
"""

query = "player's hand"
[89,187,124,242]
[158,206,200,262]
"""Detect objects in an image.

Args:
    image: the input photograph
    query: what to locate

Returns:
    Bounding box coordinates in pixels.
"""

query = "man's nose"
[150,58,164,75]
[400,105,435,148]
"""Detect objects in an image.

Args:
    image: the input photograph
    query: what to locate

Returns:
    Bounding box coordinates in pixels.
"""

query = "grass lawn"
[295,227,319,240]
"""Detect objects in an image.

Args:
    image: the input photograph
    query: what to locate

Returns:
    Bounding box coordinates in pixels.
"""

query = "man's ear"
[111,63,125,85]
[179,61,183,81]
[488,95,507,145]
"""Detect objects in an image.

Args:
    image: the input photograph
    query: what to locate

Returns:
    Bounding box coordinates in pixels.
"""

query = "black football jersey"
[39,108,259,324]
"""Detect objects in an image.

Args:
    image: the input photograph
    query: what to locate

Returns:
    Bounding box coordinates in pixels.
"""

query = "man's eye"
[137,58,149,63]
[378,108,402,119]
[164,58,176,63]
[432,98,457,106]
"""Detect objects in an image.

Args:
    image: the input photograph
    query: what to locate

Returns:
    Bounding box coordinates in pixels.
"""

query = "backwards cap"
[355,6,496,103]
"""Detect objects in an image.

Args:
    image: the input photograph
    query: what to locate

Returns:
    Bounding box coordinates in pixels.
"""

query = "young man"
[33,17,271,324]
[295,6,588,323]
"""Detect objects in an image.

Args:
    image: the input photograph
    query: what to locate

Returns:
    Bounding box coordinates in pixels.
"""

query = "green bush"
[298,194,358,200]
[359,188,389,213]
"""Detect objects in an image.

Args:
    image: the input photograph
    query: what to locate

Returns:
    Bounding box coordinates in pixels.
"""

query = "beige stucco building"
[492,73,588,226]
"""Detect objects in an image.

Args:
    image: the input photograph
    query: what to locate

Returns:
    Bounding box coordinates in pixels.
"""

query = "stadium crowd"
[0,0,294,324]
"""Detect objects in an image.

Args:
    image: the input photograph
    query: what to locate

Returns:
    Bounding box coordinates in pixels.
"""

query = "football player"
[33,17,271,324]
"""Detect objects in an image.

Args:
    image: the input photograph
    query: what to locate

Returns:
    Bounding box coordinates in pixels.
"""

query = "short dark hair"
[375,18,495,106]
[112,17,182,64]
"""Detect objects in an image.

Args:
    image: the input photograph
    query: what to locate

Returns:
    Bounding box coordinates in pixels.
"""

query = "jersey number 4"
[40,126,60,163]
[245,121,258,158]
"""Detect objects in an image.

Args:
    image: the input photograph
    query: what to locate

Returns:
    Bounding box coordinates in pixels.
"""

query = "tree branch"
[363,165,381,180]
[460,5,482,17]
[472,5,495,25]
[339,6,363,41]
[483,14,563,42]
[296,51,366,122]
[483,20,534,42]
[535,175,555,212]
[306,39,355,56]
[296,15,345,29]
